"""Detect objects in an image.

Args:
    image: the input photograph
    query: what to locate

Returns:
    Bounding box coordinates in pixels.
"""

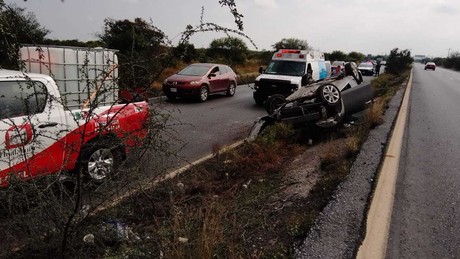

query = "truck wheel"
[265,94,286,114]
[318,83,341,106]
[77,139,122,183]
[226,82,236,96]
[198,86,209,102]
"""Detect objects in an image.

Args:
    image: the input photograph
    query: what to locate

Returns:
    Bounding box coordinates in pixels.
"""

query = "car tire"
[198,86,209,102]
[318,83,341,106]
[77,138,123,183]
[226,82,236,96]
[264,94,286,114]
[345,63,362,83]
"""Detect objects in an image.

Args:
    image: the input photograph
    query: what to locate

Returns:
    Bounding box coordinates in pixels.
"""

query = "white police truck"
[253,49,330,105]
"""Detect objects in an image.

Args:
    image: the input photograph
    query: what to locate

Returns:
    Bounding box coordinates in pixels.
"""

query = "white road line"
[356,70,413,259]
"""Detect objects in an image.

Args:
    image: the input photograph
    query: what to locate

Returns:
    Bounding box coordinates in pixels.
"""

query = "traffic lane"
[149,84,266,168]
[387,63,460,258]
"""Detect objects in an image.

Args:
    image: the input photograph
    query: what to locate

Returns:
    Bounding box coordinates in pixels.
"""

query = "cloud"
[121,0,139,3]
[433,0,458,14]
[254,0,277,9]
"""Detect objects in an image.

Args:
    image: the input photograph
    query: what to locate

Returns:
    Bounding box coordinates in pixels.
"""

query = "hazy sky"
[6,0,460,57]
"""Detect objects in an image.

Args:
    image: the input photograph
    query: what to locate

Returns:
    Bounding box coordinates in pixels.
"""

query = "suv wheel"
[199,86,209,102]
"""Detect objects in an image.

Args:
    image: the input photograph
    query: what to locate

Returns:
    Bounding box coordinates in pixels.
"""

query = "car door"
[0,78,65,182]
[208,66,226,92]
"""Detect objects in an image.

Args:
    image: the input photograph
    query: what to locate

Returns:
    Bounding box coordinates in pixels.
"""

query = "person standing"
[375,62,381,76]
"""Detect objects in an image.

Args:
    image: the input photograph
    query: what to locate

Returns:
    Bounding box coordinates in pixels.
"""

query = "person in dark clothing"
[375,63,381,76]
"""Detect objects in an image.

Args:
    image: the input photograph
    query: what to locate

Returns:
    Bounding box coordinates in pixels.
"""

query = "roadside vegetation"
[431,52,460,70]
[0,0,414,258]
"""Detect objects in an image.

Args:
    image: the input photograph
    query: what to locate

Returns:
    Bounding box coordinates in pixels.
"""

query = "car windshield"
[264,60,306,76]
[359,63,374,68]
[332,61,344,66]
[177,65,210,76]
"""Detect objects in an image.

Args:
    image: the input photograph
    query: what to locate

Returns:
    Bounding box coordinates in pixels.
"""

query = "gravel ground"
[295,82,407,259]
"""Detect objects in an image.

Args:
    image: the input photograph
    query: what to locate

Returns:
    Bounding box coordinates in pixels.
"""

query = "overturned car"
[248,63,373,140]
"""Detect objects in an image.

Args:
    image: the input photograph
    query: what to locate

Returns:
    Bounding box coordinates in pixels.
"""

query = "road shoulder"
[295,79,408,258]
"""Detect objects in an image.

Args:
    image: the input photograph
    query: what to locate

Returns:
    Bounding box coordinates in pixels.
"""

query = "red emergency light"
[280,49,301,54]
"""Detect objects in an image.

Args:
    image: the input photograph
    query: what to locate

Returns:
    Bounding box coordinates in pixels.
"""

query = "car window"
[265,60,306,76]
[359,63,374,68]
[0,80,48,120]
[210,66,220,75]
[219,66,227,74]
[178,65,210,76]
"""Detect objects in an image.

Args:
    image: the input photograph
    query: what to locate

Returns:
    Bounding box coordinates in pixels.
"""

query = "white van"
[253,49,330,105]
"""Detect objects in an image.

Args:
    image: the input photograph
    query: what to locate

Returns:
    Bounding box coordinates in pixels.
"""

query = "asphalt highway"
[386,63,460,258]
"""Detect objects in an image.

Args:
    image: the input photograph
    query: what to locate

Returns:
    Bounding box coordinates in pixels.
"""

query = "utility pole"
[448,48,451,58]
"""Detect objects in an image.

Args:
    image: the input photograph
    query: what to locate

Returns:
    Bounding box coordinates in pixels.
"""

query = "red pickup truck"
[0,70,149,185]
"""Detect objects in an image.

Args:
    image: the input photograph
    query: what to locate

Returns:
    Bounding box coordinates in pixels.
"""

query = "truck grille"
[257,79,296,94]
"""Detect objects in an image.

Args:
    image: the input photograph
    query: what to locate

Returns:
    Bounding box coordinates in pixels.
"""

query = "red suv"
[162,63,237,102]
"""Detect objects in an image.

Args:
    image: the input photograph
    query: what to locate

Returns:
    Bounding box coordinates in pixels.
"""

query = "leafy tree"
[207,36,248,66]
[249,49,273,65]
[348,51,366,63]
[42,38,105,48]
[440,51,460,70]
[327,50,348,62]
[385,48,413,75]
[272,38,310,51]
[99,18,167,88]
[0,2,49,69]
[173,42,197,63]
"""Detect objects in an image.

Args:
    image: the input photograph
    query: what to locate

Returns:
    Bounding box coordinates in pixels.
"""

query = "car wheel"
[77,139,122,183]
[199,86,209,102]
[226,82,236,96]
[345,63,362,83]
[318,83,341,106]
[264,94,286,114]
